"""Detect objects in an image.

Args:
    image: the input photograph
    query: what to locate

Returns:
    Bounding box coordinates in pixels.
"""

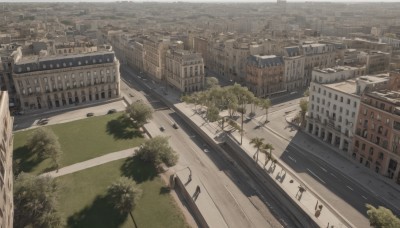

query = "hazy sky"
[3,0,400,2]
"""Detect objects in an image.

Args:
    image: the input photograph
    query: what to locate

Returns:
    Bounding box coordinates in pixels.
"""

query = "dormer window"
[93,59,96,63]
[99,59,102,63]
[107,58,110,62]
[43,64,46,69]
[50,64,53,68]
[85,60,88,64]
[27,67,30,71]
[69,62,72,66]
[18,67,21,72]
[56,64,60,68]
[63,63,66,67]
[78,61,81,65]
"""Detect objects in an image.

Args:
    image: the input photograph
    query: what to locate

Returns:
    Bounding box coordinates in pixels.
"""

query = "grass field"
[59,158,188,228]
[13,113,145,175]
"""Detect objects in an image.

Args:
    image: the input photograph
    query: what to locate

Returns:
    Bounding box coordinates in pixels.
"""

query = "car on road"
[172,123,179,129]
[86,112,94,117]
[37,118,49,125]
[203,148,210,153]
[107,109,117,114]
[160,126,165,131]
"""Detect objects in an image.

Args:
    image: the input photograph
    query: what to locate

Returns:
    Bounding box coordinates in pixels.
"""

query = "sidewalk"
[41,148,137,178]
[280,115,400,213]
[176,102,350,228]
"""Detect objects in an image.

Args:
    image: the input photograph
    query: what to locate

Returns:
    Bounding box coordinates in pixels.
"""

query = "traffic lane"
[280,146,374,228]
[290,133,400,216]
[152,110,270,228]
[244,120,371,227]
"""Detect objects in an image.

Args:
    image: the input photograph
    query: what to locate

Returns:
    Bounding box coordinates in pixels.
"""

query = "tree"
[299,98,309,128]
[206,105,220,123]
[107,177,142,228]
[250,137,265,162]
[366,204,400,228]
[26,127,62,170]
[136,136,178,167]
[14,173,64,228]
[125,101,153,127]
[303,88,310,97]
[205,77,219,90]
[259,98,271,124]
[260,143,273,168]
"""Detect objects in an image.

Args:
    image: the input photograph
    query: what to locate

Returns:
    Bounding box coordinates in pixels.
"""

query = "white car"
[203,148,210,153]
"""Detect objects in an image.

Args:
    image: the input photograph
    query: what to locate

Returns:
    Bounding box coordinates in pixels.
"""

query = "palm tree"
[107,177,142,228]
[250,137,265,162]
[259,98,271,124]
[260,143,272,168]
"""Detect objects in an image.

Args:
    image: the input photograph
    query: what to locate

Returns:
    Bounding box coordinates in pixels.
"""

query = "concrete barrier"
[173,174,209,228]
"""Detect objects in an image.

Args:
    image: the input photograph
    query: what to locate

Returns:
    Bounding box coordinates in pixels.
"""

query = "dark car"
[160,126,165,131]
[37,118,49,125]
[86,112,94,117]
[172,123,179,129]
[107,109,117,114]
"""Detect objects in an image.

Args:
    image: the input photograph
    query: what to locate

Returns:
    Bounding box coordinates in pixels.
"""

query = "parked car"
[107,109,117,114]
[172,123,179,129]
[160,126,165,131]
[86,112,94,117]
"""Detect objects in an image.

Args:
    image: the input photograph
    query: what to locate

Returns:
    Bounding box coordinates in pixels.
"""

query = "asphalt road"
[243,102,400,228]
[120,69,285,228]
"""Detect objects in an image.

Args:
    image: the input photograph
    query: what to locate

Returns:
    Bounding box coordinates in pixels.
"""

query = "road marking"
[288,156,297,163]
[346,185,354,191]
[330,173,338,179]
[307,168,326,184]
[362,195,367,200]
[319,166,327,172]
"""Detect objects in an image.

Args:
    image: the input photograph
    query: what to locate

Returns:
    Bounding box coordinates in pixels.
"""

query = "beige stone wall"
[0,91,14,228]
[13,61,120,112]
[166,51,204,93]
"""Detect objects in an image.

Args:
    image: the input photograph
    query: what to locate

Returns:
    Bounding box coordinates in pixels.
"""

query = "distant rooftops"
[14,51,116,74]
[325,79,357,95]
[313,65,363,74]
[247,55,284,67]
[368,90,400,105]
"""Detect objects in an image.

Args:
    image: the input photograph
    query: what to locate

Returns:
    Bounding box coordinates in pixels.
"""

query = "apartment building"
[0,91,14,228]
[307,73,389,152]
[13,51,120,111]
[311,65,366,84]
[302,43,337,86]
[283,46,305,92]
[246,55,285,97]
[165,49,204,93]
[352,90,400,184]
[366,51,391,74]
[143,36,170,81]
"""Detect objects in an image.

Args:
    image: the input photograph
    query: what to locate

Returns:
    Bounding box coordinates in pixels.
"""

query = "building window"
[347,99,350,104]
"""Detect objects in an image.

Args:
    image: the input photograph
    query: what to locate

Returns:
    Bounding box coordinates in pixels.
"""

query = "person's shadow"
[192,186,201,201]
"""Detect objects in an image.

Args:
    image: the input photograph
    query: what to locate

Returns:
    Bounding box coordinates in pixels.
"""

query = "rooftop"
[247,55,284,68]
[369,90,400,104]
[313,65,362,74]
[325,79,357,95]
[357,73,389,84]
[14,51,116,74]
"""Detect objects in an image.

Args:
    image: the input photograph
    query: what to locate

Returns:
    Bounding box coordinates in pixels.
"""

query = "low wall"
[173,174,209,228]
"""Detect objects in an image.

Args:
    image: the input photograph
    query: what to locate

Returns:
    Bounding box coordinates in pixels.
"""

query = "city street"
[242,99,400,228]
[120,69,285,228]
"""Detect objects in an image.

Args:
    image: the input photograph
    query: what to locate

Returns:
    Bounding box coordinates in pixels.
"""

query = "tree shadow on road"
[106,116,144,140]
[120,156,157,184]
[67,194,127,228]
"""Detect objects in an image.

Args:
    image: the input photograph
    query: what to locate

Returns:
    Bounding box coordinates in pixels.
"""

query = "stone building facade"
[13,51,120,111]
[307,74,390,153]
[302,43,336,86]
[143,36,170,81]
[0,91,13,228]
[283,46,305,92]
[165,49,204,93]
[246,55,285,97]
[352,90,400,184]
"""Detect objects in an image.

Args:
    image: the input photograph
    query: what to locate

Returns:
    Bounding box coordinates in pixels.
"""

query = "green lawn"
[59,158,188,228]
[13,113,145,175]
